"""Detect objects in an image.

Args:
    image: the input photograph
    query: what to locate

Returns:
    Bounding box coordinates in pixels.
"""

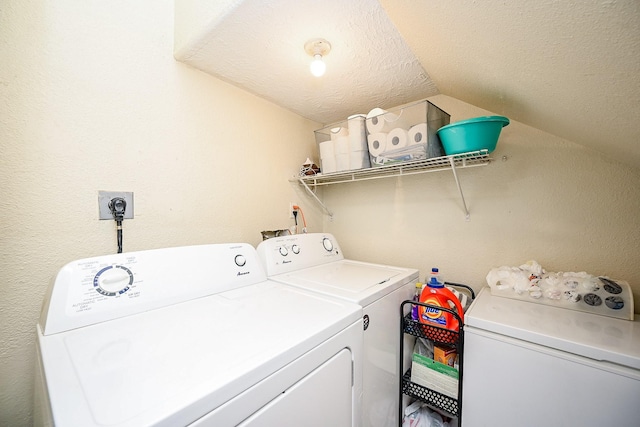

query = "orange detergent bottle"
[418,275,465,332]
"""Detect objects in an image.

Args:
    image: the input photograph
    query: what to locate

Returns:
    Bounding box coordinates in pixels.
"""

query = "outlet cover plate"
[99,191,134,220]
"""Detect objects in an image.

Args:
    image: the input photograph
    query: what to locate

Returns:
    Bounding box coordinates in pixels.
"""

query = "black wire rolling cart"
[399,283,475,427]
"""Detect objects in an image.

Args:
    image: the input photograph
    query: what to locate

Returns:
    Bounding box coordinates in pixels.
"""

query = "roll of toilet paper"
[320,140,336,174]
[408,123,427,146]
[366,107,412,134]
[334,136,349,154]
[330,126,349,141]
[347,114,367,152]
[319,140,335,159]
[321,157,337,174]
[336,153,350,172]
[386,127,409,150]
[349,150,371,170]
[366,108,393,134]
[367,133,387,157]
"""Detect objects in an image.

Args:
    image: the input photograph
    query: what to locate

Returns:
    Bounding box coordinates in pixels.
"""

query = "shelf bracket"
[297,178,334,219]
[448,157,471,221]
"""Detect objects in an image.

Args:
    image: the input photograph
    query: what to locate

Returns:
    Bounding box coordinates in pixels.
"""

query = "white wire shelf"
[294,150,490,186]
[291,150,492,221]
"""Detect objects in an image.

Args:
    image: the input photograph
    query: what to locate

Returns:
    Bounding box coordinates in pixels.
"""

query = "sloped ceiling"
[380,0,640,169]
[174,0,640,169]
[174,0,439,125]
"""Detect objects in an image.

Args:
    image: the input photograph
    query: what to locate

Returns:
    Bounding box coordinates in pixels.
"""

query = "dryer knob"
[322,237,333,252]
[234,254,247,267]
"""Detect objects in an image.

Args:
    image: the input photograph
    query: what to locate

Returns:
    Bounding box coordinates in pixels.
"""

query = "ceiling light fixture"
[304,38,331,77]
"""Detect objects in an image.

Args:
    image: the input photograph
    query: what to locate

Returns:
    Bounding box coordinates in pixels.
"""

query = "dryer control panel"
[257,233,344,276]
[39,243,266,335]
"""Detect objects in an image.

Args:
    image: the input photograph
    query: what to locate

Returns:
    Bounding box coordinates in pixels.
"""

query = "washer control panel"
[40,243,266,335]
[257,233,343,276]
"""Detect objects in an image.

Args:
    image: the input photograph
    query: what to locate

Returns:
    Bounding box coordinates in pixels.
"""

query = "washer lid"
[466,288,640,370]
[274,259,418,306]
[37,281,361,427]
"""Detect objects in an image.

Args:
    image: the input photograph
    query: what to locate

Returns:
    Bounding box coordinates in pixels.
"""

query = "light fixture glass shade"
[310,54,326,77]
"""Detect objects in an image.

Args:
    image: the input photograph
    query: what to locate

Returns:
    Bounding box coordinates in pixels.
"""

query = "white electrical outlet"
[289,202,296,219]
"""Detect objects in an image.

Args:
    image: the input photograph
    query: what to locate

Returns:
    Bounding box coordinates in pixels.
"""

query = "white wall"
[324,94,640,306]
[0,1,320,425]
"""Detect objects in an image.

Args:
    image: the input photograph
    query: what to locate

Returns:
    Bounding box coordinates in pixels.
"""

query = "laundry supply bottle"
[411,282,423,321]
[418,271,464,332]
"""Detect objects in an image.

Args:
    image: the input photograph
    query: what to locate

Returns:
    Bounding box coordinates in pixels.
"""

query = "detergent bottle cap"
[428,267,443,284]
[428,276,444,288]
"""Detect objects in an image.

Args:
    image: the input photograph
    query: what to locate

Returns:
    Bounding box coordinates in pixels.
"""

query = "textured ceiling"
[380,0,640,169]
[175,0,640,169]
[174,0,439,125]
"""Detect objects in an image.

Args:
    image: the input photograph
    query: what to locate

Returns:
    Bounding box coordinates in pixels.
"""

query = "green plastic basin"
[437,116,509,155]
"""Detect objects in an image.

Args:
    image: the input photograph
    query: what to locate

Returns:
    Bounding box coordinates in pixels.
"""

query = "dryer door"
[237,348,353,427]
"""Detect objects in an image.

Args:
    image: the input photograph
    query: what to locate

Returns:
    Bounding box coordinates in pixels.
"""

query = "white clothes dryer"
[35,243,363,427]
[257,233,419,427]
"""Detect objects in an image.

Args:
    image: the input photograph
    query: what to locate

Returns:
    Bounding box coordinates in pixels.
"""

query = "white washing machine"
[462,287,640,427]
[256,233,419,427]
[34,243,363,427]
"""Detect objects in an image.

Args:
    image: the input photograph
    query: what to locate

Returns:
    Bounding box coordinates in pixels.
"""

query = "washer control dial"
[94,265,134,296]
[292,244,300,254]
[322,237,334,252]
[279,246,289,256]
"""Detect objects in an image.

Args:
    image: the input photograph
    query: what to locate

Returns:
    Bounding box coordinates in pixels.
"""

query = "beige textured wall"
[324,94,640,308]
[2,1,640,426]
[0,1,319,425]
